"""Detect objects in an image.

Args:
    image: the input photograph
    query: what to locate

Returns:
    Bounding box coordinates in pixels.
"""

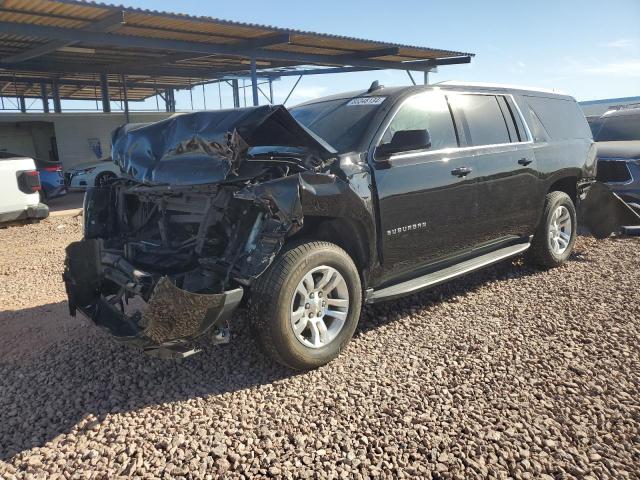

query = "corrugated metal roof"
[0,0,473,101]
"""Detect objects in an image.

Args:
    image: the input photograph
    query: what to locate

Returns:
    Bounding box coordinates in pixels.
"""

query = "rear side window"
[381,92,458,150]
[524,96,592,141]
[448,94,511,146]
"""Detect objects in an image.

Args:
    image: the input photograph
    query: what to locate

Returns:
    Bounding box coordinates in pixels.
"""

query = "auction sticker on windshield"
[347,97,386,106]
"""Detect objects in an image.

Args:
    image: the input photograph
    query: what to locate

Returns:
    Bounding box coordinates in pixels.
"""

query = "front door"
[371,91,479,285]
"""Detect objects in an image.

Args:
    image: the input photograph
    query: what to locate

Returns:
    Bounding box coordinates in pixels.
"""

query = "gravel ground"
[0,216,638,479]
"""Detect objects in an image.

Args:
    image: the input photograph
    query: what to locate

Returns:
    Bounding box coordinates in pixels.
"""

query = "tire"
[526,191,577,269]
[249,241,362,370]
[94,171,117,187]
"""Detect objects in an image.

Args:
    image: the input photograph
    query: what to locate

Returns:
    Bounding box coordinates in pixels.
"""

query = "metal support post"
[100,73,110,112]
[19,96,26,113]
[51,79,61,113]
[121,74,130,123]
[40,81,49,113]
[250,57,259,106]
[231,79,240,108]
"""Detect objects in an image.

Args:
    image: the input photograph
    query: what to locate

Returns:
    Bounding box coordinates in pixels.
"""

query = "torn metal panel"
[111,106,337,186]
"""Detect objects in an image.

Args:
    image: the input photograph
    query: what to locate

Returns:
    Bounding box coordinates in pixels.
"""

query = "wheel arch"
[288,215,370,276]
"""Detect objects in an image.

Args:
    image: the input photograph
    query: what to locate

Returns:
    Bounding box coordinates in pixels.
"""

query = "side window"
[381,92,458,150]
[527,107,551,142]
[448,94,511,146]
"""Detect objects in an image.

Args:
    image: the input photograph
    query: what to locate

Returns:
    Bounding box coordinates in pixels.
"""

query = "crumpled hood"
[111,105,337,186]
[596,141,640,159]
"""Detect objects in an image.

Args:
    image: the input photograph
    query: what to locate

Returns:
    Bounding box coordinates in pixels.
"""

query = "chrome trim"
[374,90,533,163]
[368,242,530,303]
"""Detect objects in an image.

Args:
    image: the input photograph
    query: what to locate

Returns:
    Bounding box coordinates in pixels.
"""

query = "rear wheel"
[249,241,362,370]
[527,191,577,269]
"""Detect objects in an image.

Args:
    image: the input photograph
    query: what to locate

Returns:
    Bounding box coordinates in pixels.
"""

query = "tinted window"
[291,96,387,152]
[381,92,457,150]
[525,96,592,140]
[594,114,640,141]
[449,94,511,146]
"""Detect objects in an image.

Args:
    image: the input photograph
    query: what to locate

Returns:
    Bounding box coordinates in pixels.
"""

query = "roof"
[0,0,473,101]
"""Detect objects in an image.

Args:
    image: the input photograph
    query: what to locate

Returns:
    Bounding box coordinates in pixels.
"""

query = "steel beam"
[341,47,400,59]
[19,96,26,113]
[51,78,61,113]
[0,21,469,72]
[100,73,110,112]
[1,11,124,64]
[0,74,198,91]
[40,80,49,113]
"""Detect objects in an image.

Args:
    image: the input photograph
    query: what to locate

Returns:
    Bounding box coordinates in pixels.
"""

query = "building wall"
[0,112,173,168]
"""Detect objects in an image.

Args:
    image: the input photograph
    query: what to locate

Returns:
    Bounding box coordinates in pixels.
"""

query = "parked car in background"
[65,82,598,369]
[592,108,640,212]
[0,152,49,224]
[65,157,120,189]
[34,158,67,203]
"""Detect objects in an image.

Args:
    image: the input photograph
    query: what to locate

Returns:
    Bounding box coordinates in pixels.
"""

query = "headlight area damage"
[63,105,345,358]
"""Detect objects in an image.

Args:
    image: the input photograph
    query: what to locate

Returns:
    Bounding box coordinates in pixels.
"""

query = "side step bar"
[366,242,530,304]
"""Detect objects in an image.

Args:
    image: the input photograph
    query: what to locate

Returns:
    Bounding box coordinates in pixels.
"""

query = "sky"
[53,0,640,111]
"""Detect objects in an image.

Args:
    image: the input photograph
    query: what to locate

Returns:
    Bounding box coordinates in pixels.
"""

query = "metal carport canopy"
[0,0,474,107]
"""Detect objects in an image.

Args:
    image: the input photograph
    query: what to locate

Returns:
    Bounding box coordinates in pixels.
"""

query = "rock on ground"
[0,216,638,479]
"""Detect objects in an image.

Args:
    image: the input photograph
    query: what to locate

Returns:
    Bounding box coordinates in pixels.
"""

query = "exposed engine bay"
[64,105,349,357]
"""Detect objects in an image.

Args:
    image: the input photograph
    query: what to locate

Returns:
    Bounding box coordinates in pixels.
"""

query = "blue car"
[35,158,67,202]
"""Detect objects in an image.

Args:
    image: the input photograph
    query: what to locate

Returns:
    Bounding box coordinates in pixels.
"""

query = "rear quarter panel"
[513,93,596,206]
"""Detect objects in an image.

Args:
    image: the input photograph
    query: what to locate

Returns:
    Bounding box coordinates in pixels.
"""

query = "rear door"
[371,91,479,284]
[447,92,539,247]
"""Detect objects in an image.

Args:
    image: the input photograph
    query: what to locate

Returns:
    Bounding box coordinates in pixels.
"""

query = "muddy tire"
[527,191,577,269]
[249,241,362,370]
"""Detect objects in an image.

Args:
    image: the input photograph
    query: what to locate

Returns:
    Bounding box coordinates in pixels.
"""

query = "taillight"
[44,166,61,172]
[17,170,42,194]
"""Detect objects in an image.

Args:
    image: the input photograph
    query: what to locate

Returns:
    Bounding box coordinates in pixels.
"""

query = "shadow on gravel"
[356,257,545,336]
[0,250,587,460]
[0,303,294,461]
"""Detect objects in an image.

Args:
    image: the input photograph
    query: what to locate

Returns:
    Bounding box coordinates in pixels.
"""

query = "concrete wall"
[0,112,173,169]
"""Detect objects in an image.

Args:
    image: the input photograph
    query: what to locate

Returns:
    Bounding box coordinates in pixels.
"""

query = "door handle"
[451,166,472,177]
[518,158,532,166]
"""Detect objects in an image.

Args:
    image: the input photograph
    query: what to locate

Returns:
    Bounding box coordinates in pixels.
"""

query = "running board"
[366,242,530,304]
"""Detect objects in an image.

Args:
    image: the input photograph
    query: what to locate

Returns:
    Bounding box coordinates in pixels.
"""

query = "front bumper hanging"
[63,239,243,358]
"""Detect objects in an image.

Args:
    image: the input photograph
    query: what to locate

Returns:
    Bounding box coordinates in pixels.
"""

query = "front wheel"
[527,191,577,269]
[249,241,362,370]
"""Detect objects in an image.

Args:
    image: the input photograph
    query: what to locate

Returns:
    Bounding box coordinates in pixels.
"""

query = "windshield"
[594,113,640,141]
[290,96,387,152]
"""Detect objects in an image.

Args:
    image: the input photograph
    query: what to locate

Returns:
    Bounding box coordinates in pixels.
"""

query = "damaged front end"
[64,105,339,358]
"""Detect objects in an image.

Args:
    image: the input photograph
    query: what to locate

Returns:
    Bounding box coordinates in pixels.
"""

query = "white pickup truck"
[0,153,49,224]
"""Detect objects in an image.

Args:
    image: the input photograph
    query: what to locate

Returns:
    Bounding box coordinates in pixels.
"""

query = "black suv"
[64,82,596,369]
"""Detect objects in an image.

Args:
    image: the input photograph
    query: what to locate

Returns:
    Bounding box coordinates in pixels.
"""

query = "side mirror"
[376,129,431,158]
